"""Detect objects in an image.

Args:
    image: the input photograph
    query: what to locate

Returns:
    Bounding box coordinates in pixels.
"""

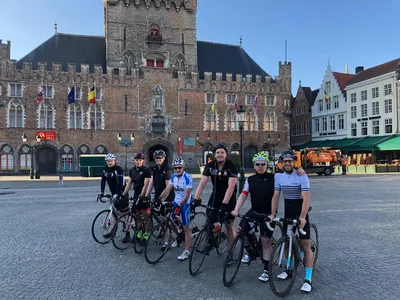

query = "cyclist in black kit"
[100,154,129,239]
[194,142,237,248]
[145,150,174,202]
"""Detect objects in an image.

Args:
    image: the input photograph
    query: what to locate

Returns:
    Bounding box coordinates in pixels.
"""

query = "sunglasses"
[283,160,294,164]
[155,157,164,160]
[255,163,266,167]
[174,167,183,170]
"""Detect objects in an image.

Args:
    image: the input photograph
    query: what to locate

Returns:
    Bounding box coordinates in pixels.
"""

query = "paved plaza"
[1,174,399,300]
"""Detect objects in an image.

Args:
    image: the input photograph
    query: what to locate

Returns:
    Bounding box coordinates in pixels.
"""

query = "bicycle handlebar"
[97,194,112,203]
[268,217,307,235]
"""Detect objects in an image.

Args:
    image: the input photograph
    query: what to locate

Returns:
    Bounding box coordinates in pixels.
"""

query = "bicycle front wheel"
[268,237,299,297]
[112,213,135,250]
[222,233,244,287]
[91,209,116,244]
[310,223,319,268]
[189,228,210,276]
[133,216,153,254]
[144,222,171,264]
[216,224,228,255]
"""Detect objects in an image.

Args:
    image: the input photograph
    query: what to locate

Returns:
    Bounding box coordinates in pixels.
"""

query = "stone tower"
[104,0,198,74]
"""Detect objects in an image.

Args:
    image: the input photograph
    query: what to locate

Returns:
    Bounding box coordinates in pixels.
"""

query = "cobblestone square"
[1,174,399,300]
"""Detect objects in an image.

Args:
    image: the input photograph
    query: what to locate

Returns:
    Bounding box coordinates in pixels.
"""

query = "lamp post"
[236,105,246,194]
[267,133,281,173]
[21,133,41,179]
[117,132,135,175]
[195,132,211,146]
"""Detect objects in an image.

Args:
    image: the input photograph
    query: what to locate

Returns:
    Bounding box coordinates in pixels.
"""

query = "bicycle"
[144,201,206,264]
[188,204,229,276]
[268,212,319,297]
[91,194,116,244]
[222,212,283,287]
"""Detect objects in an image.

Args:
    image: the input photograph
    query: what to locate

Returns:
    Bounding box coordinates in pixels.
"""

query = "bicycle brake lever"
[299,228,307,235]
[266,221,275,232]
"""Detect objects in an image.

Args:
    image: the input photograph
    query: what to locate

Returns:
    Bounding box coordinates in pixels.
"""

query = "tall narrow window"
[7,98,24,128]
[38,100,55,129]
[68,103,83,129]
[88,103,103,130]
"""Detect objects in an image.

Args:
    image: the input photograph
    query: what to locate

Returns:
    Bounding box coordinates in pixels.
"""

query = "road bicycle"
[91,194,116,244]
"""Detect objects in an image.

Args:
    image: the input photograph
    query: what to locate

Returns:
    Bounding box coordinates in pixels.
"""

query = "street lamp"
[196,132,211,146]
[21,133,37,179]
[267,133,281,172]
[118,132,135,175]
[236,105,246,194]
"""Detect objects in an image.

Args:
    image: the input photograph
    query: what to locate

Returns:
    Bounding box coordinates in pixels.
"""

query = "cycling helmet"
[153,150,166,157]
[213,142,228,153]
[172,158,185,166]
[252,152,269,162]
[134,152,145,160]
[105,153,116,161]
[279,150,298,161]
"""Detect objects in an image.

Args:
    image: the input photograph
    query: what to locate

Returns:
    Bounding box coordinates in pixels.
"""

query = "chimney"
[355,66,364,74]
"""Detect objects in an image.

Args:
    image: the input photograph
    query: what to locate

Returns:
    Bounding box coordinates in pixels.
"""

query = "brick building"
[290,82,318,148]
[0,0,291,174]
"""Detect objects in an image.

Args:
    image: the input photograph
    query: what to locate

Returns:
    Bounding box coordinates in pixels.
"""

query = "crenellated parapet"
[106,0,196,13]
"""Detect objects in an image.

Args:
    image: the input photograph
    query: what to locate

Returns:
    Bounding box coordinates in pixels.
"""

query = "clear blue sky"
[1,0,399,93]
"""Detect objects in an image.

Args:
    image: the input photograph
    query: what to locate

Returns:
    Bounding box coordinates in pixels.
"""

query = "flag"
[88,87,96,104]
[211,102,215,112]
[67,86,75,104]
[324,90,329,103]
[233,95,238,111]
[34,85,44,104]
[253,95,258,112]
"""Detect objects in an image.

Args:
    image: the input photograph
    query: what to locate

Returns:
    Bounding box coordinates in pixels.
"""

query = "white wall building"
[345,59,400,138]
[311,65,354,141]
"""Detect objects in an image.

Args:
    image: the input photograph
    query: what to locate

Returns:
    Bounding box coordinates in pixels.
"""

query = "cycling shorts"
[239,209,275,238]
[284,199,310,240]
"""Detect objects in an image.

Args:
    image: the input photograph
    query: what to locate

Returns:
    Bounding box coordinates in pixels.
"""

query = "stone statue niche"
[152,84,165,114]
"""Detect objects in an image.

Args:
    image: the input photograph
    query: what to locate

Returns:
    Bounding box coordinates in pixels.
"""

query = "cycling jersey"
[242,172,274,214]
[274,172,310,200]
[202,159,238,208]
[151,163,174,201]
[100,165,125,196]
[129,165,151,199]
[170,172,193,205]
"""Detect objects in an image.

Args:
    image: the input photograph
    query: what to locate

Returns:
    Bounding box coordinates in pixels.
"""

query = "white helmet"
[172,158,185,166]
[105,153,116,161]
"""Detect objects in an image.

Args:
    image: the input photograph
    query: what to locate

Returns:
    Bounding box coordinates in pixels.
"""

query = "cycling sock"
[263,261,269,271]
[305,267,313,283]
[137,230,142,238]
[143,232,149,240]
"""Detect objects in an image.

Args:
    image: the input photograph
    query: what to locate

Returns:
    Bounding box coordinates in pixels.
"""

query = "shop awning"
[343,136,394,152]
[293,140,324,150]
[376,135,400,151]
[314,139,344,147]
[328,137,364,149]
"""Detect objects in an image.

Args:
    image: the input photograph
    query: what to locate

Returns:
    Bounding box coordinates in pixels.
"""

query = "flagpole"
[94,80,96,131]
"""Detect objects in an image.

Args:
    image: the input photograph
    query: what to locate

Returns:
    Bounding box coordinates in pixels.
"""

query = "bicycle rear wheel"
[112,213,135,250]
[222,233,244,287]
[91,209,116,244]
[310,223,319,268]
[190,211,206,241]
[144,222,171,264]
[189,228,210,276]
[268,237,299,297]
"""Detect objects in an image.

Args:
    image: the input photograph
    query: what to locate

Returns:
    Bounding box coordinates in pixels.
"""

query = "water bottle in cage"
[213,222,221,236]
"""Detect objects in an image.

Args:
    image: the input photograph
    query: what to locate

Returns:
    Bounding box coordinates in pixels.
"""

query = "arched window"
[94,145,108,154]
[38,99,55,129]
[204,107,217,131]
[0,144,14,171]
[264,111,276,132]
[68,103,83,129]
[245,107,257,131]
[19,145,32,170]
[60,145,74,171]
[225,107,237,131]
[123,50,135,76]
[77,144,91,168]
[88,103,103,130]
[174,54,185,71]
[7,99,24,128]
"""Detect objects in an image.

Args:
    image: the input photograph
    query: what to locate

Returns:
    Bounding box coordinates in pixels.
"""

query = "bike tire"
[133,216,152,254]
[144,222,170,264]
[268,237,299,297]
[189,228,210,276]
[91,209,117,244]
[111,213,134,250]
[310,223,319,268]
[222,234,244,287]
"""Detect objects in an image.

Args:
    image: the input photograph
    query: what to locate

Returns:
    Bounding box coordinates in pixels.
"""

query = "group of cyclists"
[99,142,314,294]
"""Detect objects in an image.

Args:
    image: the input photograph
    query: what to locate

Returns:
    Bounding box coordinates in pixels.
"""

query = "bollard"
[59,174,64,186]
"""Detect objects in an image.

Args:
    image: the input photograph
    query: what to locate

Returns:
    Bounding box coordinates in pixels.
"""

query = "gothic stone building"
[0,0,292,174]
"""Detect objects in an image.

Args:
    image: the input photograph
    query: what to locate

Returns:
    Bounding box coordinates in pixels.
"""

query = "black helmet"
[134,152,145,160]
[153,150,166,157]
[279,150,298,162]
[213,142,228,153]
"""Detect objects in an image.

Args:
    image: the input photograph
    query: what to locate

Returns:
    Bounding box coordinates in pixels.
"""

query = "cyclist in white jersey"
[159,158,193,261]
[269,150,313,293]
